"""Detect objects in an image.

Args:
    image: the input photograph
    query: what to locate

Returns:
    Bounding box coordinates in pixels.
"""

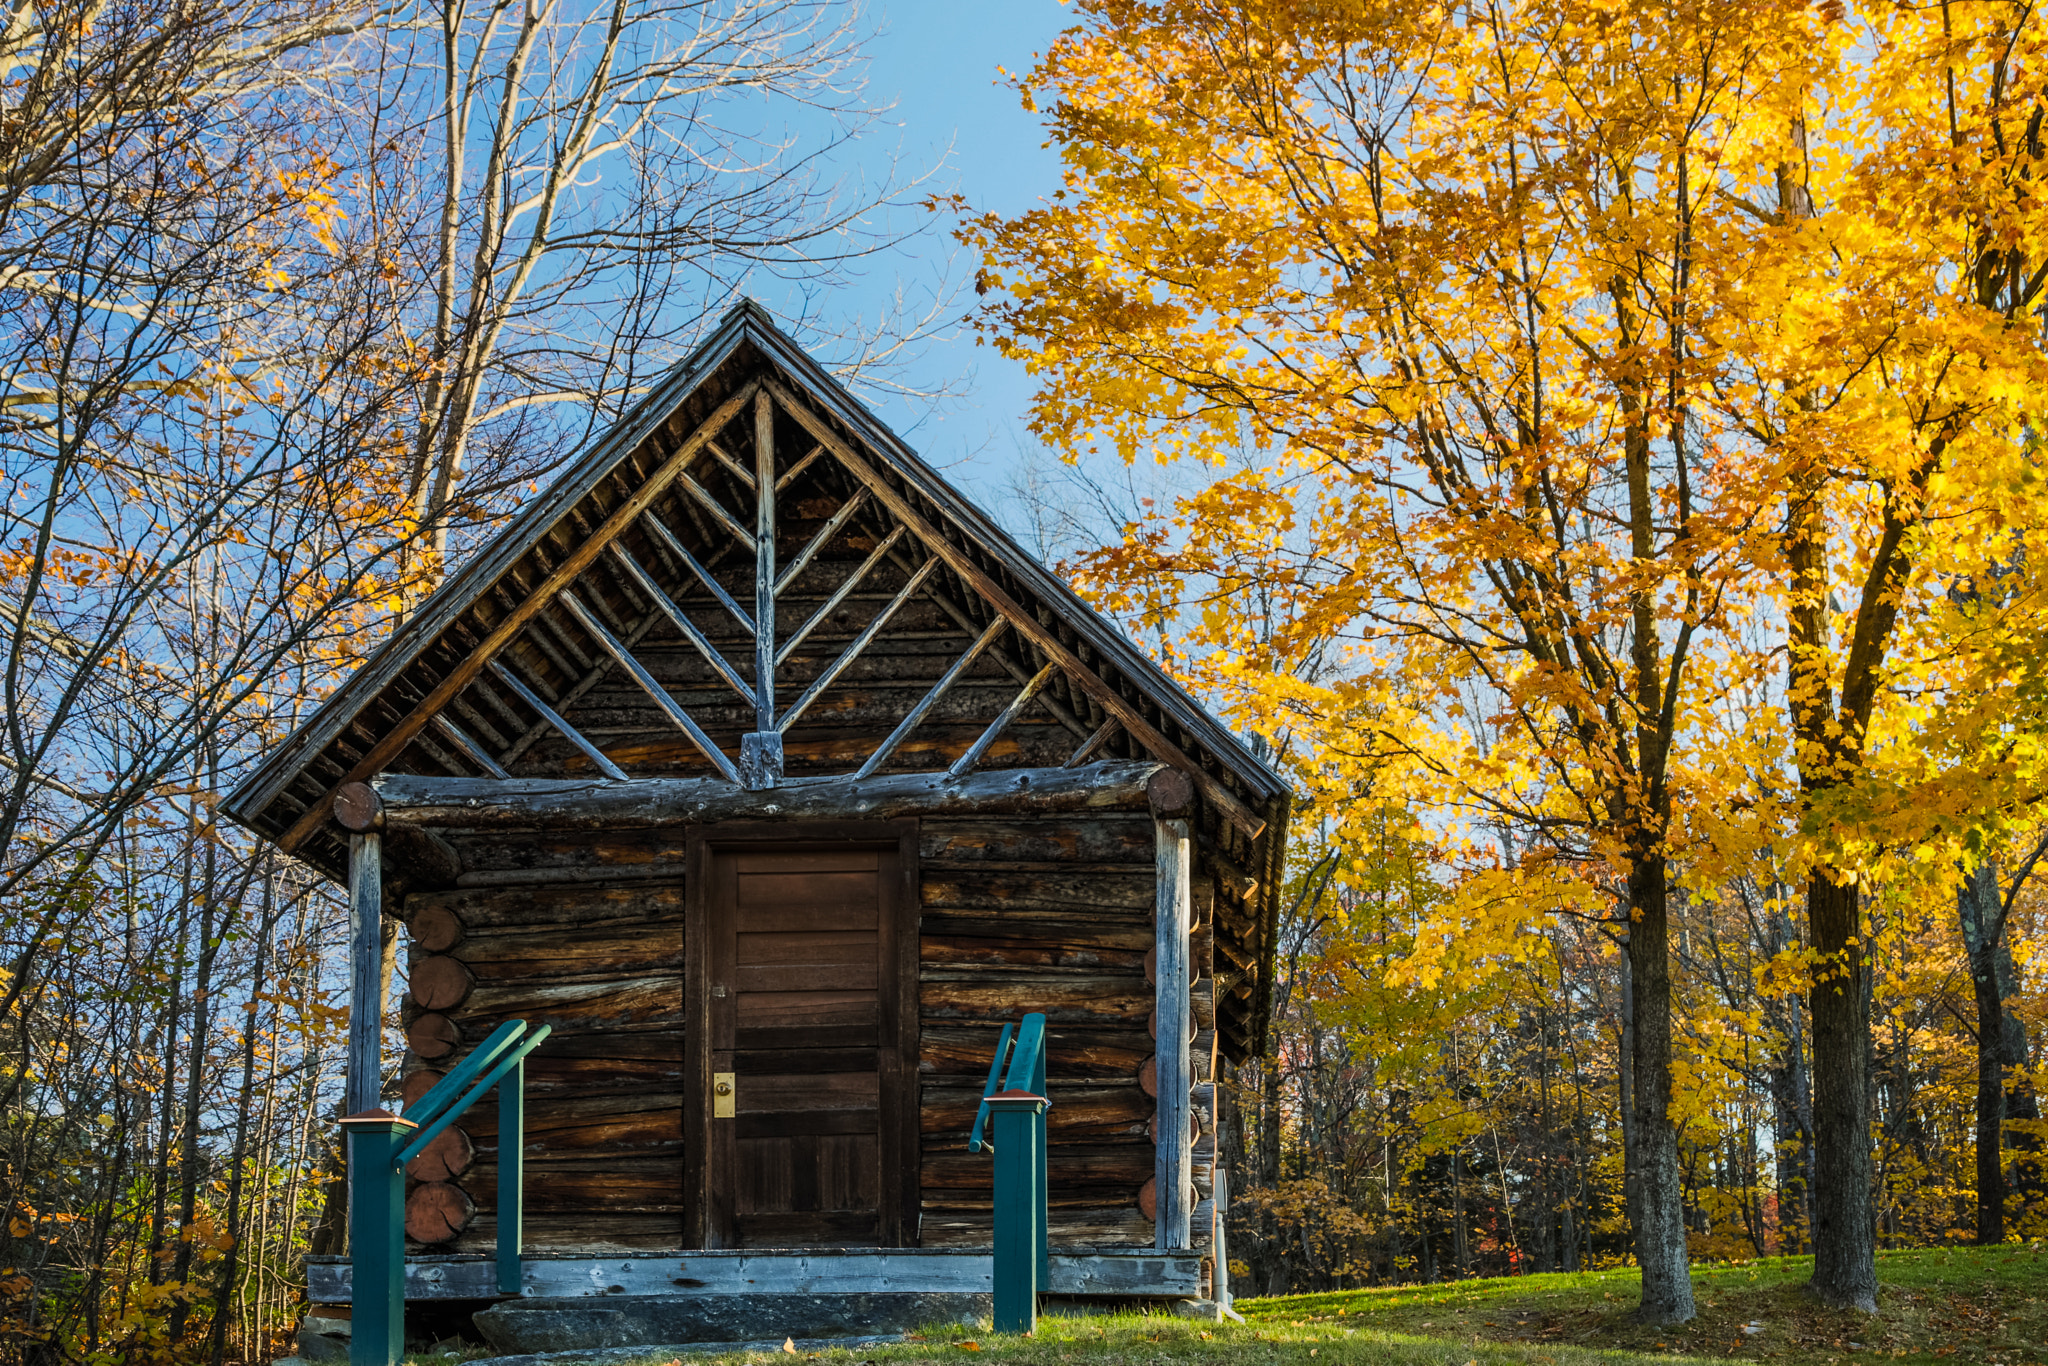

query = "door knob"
[713,1071,735,1118]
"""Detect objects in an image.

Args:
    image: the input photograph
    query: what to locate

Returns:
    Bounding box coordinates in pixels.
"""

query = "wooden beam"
[776,526,906,667]
[607,543,753,700]
[774,488,868,596]
[774,441,825,492]
[1064,717,1121,768]
[1154,817,1194,1251]
[370,759,1164,829]
[852,618,1007,781]
[753,389,777,733]
[643,511,754,635]
[708,441,756,490]
[488,660,628,782]
[945,662,1059,779]
[429,714,510,779]
[274,383,759,852]
[877,539,1091,742]
[676,468,755,551]
[764,381,1265,841]
[346,830,384,1115]
[776,555,937,732]
[305,1247,1205,1302]
[558,590,740,783]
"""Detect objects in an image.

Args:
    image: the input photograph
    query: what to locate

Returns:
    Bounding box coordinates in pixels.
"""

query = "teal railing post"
[1026,1032,1048,1290]
[498,1054,524,1295]
[339,1109,416,1366]
[987,1088,1048,1334]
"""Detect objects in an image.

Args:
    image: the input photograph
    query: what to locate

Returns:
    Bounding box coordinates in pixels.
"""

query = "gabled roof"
[223,301,1290,1058]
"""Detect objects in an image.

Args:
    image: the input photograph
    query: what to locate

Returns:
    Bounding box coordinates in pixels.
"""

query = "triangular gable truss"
[224,303,1291,1058]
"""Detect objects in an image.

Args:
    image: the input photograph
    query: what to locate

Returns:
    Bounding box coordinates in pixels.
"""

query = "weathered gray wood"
[268,382,760,853]
[1153,817,1193,1251]
[1213,1164,1232,1309]
[374,760,1161,828]
[778,555,937,731]
[347,832,384,1114]
[676,468,754,551]
[854,618,1008,781]
[775,527,906,667]
[775,440,825,492]
[776,488,868,595]
[1064,717,1120,768]
[559,590,740,783]
[431,714,510,779]
[607,543,753,700]
[304,1248,1203,1302]
[768,379,1268,841]
[643,511,754,634]
[753,389,777,736]
[946,662,1059,779]
[489,660,629,781]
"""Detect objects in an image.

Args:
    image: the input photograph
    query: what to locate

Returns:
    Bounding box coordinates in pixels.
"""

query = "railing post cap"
[987,1089,1049,1109]
[339,1107,420,1128]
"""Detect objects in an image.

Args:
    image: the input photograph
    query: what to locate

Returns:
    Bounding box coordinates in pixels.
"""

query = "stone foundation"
[472,1293,988,1355]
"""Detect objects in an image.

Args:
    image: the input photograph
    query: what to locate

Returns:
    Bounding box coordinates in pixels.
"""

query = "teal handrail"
[970,1013,1049,1333]
[343,1019,550,1366]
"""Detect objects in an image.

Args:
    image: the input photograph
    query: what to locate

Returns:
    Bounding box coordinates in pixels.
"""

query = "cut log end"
[1138,1055,1157,1098]
[333,782,384,832]
[406,1126,475,1183]
[408,904,465,953]
[405,1012,462,1061]
[1136,1176,1195,1223]
[399,1069,445,1110]
[405,1180,475,1244]
[1146,768,1196,820]
[410,954,473,1011]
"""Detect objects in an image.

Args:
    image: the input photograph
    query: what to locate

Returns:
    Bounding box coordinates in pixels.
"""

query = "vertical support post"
[345,828,383,1268]
[1026,1035,1048,1288]
[988,1090,1048,1334]
[741,389,783,787]
[340,1110,415,1366]
[1154,816,1193,1250]
[1213,1164,1232,1311]
[498,1056,524,1295]
[346,832,384,1117]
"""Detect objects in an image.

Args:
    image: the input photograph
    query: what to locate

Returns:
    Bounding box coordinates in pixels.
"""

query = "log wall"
[395,811,1218,1255]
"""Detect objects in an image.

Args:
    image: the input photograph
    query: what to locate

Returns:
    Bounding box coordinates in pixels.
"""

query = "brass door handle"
[713,1072,735,1118]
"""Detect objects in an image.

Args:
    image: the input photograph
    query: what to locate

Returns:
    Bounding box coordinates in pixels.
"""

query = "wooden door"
[697,839,915,1247]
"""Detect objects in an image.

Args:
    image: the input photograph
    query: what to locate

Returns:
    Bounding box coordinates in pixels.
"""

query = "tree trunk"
[1959,858,2039,1243]
[1627,852,1696,1324]
[1805,871,1878,1310]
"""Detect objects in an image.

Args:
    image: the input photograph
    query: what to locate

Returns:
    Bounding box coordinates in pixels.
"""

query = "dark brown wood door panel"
[687,825,918,1249]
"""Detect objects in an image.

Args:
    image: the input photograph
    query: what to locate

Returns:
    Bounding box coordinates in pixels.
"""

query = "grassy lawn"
[422,1245,2044,1366]
[1242,1244,2046,1366]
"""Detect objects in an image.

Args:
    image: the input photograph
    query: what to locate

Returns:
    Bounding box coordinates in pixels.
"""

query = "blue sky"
[826,0,1078,489]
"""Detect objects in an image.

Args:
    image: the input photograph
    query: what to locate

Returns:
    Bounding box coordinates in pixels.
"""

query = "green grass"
[406,1245,2046,1366]
[1244,1244,2047,1366]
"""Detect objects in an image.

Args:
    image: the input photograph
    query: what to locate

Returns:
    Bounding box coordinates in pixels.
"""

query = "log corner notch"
[333,781,463,894]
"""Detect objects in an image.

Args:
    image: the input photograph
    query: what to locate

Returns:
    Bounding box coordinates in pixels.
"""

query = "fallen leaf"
[781,1340,796,1355]
[956,1343,981,1352]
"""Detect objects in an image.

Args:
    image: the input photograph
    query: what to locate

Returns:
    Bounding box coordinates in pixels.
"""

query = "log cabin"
[223,302,1292,1343]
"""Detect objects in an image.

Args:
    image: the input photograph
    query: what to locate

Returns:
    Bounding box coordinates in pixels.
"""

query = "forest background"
[4,0,2046,1361]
